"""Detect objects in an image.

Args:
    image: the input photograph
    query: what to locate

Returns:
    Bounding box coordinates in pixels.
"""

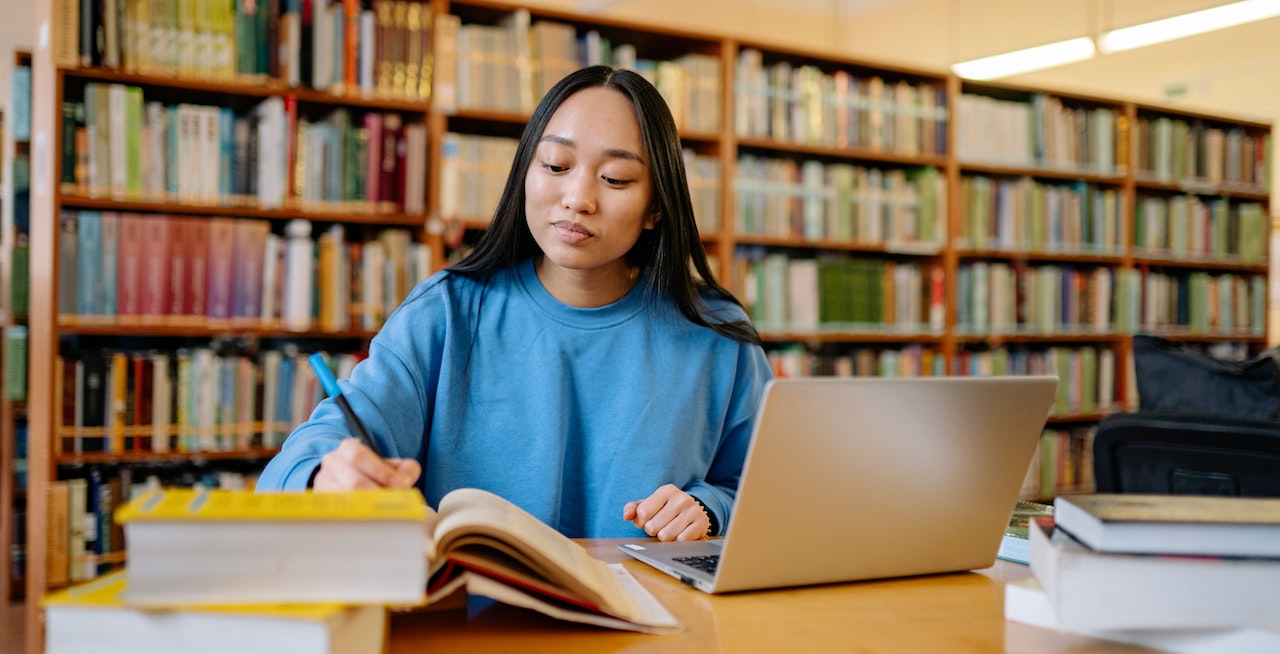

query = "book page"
[462,565,682,633]
[431,488,641,620]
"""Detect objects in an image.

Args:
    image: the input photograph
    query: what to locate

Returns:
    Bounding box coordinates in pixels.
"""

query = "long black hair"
[448,65,760,345]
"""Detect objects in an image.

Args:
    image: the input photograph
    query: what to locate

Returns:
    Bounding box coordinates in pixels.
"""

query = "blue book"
[12,65,31,141]
[76,210,102,320]
[219,107,235,199]
[276,355,297,433]
[100,212,119,320]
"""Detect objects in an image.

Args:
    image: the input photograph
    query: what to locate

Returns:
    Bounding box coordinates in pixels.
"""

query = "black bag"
[1132,335,1280,420]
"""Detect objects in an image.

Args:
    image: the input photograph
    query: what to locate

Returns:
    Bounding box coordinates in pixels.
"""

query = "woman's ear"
[644,209,662,230]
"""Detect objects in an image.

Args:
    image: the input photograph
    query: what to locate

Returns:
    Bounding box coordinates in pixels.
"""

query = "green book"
[3,325,27,402]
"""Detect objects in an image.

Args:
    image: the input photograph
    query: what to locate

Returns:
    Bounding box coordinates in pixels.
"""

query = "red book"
[131,353,153,452]
[139,215,171,324]
[166,218,189,323]
[284,94,299,200]
[184,218,211,325]
[115,213,145,324]
[381,112,400,207]
[343,0,360,88]
[205,217,237,325]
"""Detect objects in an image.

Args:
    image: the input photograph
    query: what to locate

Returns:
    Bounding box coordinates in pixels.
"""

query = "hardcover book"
[1029,517,1280,632]
[44,571,386,654]
[1054,493,1280,558]
[116,487,679,633]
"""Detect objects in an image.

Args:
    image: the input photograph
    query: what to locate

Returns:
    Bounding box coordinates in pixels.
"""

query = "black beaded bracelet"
[691,496,719,537]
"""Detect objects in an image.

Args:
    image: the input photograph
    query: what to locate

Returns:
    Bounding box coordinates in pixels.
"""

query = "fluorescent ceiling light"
[952,37,1096,80]
[1099,0,1280,53]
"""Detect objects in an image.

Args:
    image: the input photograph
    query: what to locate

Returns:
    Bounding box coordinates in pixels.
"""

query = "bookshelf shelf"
[953,333,1127,345]
[17,1,1274,649]
[732,234,943,255]
[57,195,427,227]
[735,137,949,168]
[54,324,380,340]
[54,448,278,468]
[954,249,1126,264]
[759,331,944,344]
[957,163,1127,185]
[61,68,436,113]
[1133,178,1270,201]
[1131,254,1268,272]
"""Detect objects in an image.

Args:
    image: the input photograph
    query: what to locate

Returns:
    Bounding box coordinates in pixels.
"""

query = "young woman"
[257,66,772,542]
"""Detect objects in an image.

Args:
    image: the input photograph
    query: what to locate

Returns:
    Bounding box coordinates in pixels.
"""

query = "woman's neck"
[534,257,640,308]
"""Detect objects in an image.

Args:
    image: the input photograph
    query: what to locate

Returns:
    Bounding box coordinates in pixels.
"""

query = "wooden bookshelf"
[2,48,31,603]
[20,1,1273,651]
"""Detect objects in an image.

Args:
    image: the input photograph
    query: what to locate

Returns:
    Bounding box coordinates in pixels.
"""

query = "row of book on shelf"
[733,159,946,246]
[956,93,1119,174]
[956,91,1273,193]
[732,47,947,154]
[1133,193,1268,263]
[731,249,1267,336]
[1007,493,1280,651]
[958,176,1122,255]
[433,9,723,133]
[769,342,1123,409]
[59,210,430,332]
[1131,114,1272,189]
[62,82,428,213]
[737,254,944,333]
[958,175,1267,264]
[55,346,362,457]
[44,484,683,653]
[957,263,1266,336]
[56,0,436,101]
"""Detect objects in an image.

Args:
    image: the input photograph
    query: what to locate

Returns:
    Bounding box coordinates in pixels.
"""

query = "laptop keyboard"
[674,554,720,574]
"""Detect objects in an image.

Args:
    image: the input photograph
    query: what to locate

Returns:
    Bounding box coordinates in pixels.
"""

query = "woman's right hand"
[312,438,422,490]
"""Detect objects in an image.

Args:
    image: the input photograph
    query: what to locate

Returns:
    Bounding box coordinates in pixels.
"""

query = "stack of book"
[44,487,681,653]
[1007,493,1280,653]
[43,487,429,654]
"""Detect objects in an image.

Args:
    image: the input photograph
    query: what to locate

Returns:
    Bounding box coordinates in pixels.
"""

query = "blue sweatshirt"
[257,258,772,538]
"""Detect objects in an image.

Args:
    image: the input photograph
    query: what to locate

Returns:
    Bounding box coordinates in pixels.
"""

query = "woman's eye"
[542,163,568,173]
[602,176,630,186]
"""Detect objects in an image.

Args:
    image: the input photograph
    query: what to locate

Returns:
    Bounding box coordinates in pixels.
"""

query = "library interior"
[2,0,1278,652]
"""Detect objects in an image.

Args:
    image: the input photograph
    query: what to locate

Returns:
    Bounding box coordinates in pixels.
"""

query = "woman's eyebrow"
[539,134,645,164]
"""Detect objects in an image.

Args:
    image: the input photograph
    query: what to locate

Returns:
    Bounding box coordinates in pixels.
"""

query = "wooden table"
[388,539,1156,653]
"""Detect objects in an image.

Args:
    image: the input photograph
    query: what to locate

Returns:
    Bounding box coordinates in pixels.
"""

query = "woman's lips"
[553,221,592,244]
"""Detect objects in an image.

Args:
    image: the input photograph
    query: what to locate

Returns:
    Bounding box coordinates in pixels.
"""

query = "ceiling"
[839,0,1280,123]
[565,0,1280,123]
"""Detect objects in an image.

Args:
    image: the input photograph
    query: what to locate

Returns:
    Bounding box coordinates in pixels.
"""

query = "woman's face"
[525,86,659,285]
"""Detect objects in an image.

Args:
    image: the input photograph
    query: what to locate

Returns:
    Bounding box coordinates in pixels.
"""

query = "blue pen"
[308,353,381,456]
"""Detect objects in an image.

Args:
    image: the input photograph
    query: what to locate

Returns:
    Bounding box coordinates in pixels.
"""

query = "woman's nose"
[562,173,597,214]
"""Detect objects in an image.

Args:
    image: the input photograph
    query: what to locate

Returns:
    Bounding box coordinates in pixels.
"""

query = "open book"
[422,488,680,633]
[116,486,679,633]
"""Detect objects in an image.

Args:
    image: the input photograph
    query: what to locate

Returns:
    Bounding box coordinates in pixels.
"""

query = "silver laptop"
[619,375,1058,593]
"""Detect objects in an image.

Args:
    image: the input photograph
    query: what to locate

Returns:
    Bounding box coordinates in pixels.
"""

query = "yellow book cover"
[44,571,387,654]
[115,487,429,522]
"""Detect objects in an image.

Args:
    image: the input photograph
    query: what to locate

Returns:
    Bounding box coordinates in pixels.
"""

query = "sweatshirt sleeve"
[686,340,772,535]
[256,277,449,492]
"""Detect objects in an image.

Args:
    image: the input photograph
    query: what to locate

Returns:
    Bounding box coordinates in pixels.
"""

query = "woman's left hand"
[623,484,710,541]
